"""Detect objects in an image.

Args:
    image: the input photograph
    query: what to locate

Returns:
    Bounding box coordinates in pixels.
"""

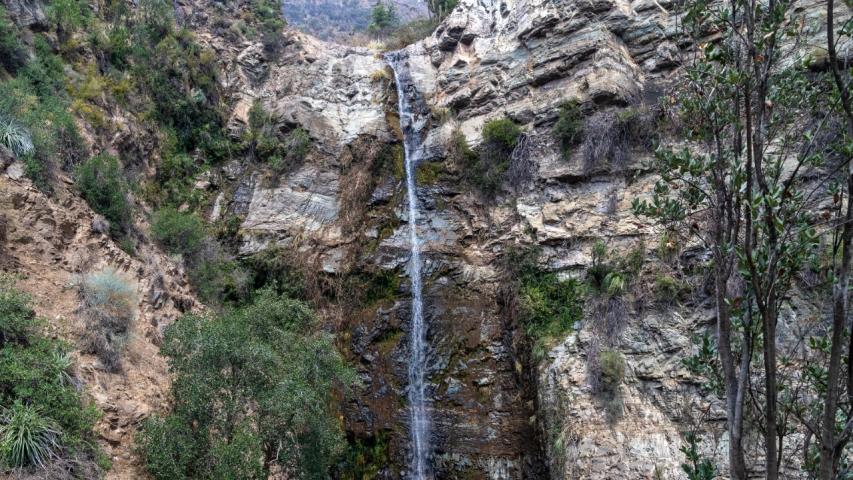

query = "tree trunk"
[819,1,853,477]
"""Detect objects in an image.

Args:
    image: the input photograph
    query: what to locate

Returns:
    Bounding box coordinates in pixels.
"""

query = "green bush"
[553,99,583,158]
[0,7,27,74]
[79,269,136,373]
[587,240,642,296]
[509,247,584,360]
[655,273,685,304]
[47,0,90,42]
[247,102,310,171]
[0,276,38,348]
[151,208,206,256]
[0,276,101,474]
[148,147,206,209]
[0,39,86,190]
[269,127,311,172]
[482,117,521,152]
[138,288,356,480]
[76,154,133,237]
[248,0,286,52]
[598,349,626,392]
[191,256,249,306]
[460,118,521,196]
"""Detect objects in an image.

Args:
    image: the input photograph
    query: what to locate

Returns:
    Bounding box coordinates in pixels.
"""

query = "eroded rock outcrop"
[217,0,847,477]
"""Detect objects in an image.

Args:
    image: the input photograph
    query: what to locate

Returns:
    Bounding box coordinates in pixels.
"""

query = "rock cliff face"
[1,0,843,476]
[216,0,843,477]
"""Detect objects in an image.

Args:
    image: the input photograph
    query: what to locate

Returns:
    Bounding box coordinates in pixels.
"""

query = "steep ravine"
[227,0,848,477]
[2,0,847,477]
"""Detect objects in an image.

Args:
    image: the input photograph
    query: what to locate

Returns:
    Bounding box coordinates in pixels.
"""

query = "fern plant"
[0,114,34,158]
[0,402,61,469]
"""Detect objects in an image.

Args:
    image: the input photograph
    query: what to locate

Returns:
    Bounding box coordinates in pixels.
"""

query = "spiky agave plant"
[0,402,61,469]
[0,114,34,158]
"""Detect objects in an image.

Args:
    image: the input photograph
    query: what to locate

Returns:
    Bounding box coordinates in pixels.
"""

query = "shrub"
[0,7,27,74]
[655,273,685,304]
[79,269,136,372]
[482,117,521,152]
[190,251,250,306]
[76,154,133,237]
[248,0,286,52]
[0,402,61,469]
[270,127,311,172]
[553,99,584,158]
[151,208,206,256]
[508,247,584,360]
[0,276,37,346]
[446,128,476,168]
[150,148,205,208]
[47,0,90,42]
[0,277,101,473]
[0,41,86,190]
[598,349,626,392]
[581,106,655,173]
[587,240,642,296]
[458,118,521,196]
[138,289,356,480]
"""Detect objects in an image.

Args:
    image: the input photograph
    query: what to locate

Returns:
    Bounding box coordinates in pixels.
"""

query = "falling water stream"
[386,51,431,479]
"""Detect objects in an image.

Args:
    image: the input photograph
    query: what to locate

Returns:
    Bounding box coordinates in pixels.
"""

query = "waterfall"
[386,51,431,480]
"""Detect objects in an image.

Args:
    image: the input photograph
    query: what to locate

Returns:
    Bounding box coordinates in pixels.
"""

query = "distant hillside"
[282,0,428,41]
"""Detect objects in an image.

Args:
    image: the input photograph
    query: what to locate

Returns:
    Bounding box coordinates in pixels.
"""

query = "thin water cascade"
[386,51,431,480]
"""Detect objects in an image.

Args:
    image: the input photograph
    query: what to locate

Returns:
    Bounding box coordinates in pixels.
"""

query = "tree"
[426,0,457,21]
[138,288,356,479]
[633,0,835,476]
[816,1,853,477]
[367,1,398,36]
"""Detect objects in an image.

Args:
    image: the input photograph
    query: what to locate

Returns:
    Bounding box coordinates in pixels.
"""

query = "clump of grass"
[598,349,626,392]
[79,268,136,373]
[0,115,34,157]
[0,402,62,469]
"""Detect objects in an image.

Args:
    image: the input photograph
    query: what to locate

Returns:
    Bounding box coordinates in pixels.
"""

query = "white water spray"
[386,51,431,480]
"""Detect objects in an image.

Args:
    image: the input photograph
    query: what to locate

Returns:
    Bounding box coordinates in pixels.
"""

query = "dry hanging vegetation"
[78,269,136,373]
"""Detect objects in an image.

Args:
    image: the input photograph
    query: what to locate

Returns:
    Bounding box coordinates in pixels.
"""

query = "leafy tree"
[426,0,457,21]
[814,0,853,477]
[633,0,847,476]
[138,289,356,479]
[680,432,716,480]
[367,2,398,36]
